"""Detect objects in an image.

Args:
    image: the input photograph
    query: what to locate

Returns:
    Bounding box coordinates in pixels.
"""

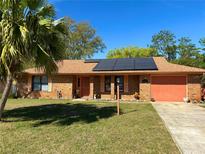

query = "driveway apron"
[152,102,205,154]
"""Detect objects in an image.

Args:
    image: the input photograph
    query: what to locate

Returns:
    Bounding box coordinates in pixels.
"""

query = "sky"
[49,0,205,59]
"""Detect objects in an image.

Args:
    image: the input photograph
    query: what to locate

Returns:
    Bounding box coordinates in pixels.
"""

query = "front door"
[80,77,90,97]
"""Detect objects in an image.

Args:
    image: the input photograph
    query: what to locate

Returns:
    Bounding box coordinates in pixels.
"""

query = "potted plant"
[183,97,189,103]
[134,92,140,100]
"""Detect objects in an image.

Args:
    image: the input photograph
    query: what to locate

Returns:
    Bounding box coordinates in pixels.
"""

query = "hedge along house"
[17,57,205,102]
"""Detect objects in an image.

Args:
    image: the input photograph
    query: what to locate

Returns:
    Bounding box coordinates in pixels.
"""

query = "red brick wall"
[17,73,202,102]
[51,75,73,99]
[139,75,151,101]
[101,93,113,100]
[17,75,73,99]
[188,74,202,102]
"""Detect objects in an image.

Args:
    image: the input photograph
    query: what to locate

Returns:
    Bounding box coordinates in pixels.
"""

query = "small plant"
[57,90,63,99]
[134,92,140,100]
[95,93,100,99]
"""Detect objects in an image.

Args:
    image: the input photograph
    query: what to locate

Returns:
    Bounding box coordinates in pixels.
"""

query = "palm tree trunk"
[0,76,12,121]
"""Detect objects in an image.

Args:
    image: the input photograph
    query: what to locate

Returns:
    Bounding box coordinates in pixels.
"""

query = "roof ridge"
[169,62,205,71]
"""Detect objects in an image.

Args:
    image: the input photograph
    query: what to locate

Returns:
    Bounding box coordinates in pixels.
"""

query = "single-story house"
[17,57,205,102]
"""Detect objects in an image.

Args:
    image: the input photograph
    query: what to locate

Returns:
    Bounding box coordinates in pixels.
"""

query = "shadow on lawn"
[3,103,117,127]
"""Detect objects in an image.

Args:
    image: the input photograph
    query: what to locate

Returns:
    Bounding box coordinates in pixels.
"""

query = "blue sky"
[49,0,205,59]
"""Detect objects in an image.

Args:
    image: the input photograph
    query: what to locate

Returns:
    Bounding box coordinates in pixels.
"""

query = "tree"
[172,57,205,68]
[150,30,177,61]
[177,37,199,58]
[199,38,205,51]
[106,46,158,59]
[172,37,205,68]
[65,18,105,59]
[0,0,68,120]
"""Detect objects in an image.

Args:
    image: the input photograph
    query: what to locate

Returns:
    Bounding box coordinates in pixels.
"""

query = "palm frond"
[37,4,55,17]
[26,0,47,11]
[0,0,67,78]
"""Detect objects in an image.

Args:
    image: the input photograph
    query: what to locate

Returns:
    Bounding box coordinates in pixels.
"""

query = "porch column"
[139,75,151,101]
[28,75,32,91]
[89,77,94,99]
[111,76,115,100]
[124,75,129,93]
[100,75,104,93]
[47,76,52,92]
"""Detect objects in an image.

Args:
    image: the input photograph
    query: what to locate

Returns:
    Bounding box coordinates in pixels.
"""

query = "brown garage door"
[151,76,186,102]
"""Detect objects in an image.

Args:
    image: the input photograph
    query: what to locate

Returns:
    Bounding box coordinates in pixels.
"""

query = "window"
[105,76,111,92]
[32,76,41,91]
[115,76,124,92]
[32,76,48,91]
[41,76,48,91]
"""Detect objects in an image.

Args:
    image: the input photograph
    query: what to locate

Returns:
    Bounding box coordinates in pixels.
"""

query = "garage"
[151,76,186,102]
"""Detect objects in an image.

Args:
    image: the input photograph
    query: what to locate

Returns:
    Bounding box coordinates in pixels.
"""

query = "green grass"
[0,99,179,154]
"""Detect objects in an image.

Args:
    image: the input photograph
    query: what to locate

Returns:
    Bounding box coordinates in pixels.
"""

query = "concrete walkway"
[152,102,205,154]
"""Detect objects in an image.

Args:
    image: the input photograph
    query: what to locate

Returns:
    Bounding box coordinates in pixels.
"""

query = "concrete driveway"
[152,102,205,154]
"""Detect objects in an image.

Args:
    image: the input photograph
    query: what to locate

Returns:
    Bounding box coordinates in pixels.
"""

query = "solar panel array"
[92,58,158,71]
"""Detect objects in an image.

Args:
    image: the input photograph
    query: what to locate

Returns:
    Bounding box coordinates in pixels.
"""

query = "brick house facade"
[17,57,205,102]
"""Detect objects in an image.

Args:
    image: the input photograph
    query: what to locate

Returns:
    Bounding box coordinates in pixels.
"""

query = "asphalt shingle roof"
[24,57,205,74]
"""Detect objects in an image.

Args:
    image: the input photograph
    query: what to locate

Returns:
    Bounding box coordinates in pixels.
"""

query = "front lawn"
[0,99,179,154]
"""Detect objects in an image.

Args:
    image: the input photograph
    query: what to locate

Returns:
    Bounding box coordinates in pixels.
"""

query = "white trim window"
[32,76,48,91]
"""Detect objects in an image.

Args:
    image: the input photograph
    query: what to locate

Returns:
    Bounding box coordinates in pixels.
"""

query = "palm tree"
[0,0,67,120]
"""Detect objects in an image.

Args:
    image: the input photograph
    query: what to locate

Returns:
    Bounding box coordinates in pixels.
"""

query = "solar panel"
[92,58,158,71]
[134,58,158,70]
[114,58,135,70]
[93,59,117,71]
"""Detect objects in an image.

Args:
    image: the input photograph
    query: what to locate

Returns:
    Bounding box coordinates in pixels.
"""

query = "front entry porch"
[72,75,150,101]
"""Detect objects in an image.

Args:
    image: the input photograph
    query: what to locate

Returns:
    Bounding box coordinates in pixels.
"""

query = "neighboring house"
[17,57,205,102]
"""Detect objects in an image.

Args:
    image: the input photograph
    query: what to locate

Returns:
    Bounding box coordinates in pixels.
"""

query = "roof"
[24,57,205,75]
